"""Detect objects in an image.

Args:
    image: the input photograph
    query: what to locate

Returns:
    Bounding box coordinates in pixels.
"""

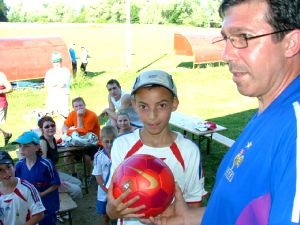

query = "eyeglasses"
[212,29,293,49]
[43,124,56,129]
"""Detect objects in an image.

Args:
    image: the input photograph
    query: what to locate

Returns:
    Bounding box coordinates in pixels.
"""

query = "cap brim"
[131,83,176,96]
[52,59,62,63]
[12,137,36,145]
[0,159,13,164]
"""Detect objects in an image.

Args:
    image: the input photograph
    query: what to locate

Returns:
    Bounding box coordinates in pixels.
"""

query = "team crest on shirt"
[224,142,252,182]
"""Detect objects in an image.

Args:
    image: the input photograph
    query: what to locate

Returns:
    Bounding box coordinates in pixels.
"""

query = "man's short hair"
[72,97,86,106]
[106,79,121,88]
[219,0,300,41]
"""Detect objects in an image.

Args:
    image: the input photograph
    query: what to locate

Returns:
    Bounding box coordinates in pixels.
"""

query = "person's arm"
[39,139,48,158]
[101,95,117,118]
[0,73,12,94]
[141,184,206,225]
[39,184,59,197]
[95,175,107,192]
[120,94,131,109]
[62,124,69,135]
[25,211,44,225]
[76,109,85,128]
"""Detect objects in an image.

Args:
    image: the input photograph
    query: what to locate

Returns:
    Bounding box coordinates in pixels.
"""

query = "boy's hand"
[106,182,146,219]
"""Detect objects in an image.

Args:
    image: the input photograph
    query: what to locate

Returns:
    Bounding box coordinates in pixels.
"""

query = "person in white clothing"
[0,151,45,225]
[106,70,207,225]
[80,46,88,75]
[100,79,143,128]
[92,125,118,225]
[44,52,71,118]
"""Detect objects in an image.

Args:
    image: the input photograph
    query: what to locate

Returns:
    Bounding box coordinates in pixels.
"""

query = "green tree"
[0,0,8,22]
[130,3,140,24]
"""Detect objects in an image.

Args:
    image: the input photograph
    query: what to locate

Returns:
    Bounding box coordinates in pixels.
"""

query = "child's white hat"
[51,52,62,63]
[131,70,177,97]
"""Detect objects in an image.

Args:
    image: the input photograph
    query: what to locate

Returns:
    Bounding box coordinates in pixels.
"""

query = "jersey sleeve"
[181,140,207,203]
[20,180,45,216]
[92,152,103,176]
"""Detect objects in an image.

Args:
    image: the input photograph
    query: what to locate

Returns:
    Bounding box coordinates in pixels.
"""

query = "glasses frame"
[212,29,293,49]
[43,124,56,129]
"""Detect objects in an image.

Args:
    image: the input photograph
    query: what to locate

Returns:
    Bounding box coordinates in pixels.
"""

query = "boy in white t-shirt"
[92,125,118,225]
[106,70,207,225]
[0,151,45,225]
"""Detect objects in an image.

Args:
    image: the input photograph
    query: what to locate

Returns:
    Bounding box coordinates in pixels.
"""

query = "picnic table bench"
[211,133,235,148]
[169,112,234,154]
[58,192,78,225]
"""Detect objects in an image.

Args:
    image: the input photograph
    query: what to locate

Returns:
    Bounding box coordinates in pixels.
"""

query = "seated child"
[0,151,45,225]
[13,131,61,225]
[92,125,118,225]
[116,109,136,135]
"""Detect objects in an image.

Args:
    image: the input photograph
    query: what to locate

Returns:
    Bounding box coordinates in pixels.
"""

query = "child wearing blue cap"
[13,131,60,225]
[0,150,45,225]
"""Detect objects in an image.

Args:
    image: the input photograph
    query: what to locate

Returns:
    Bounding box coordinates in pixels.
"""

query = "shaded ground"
[58,178,104,225]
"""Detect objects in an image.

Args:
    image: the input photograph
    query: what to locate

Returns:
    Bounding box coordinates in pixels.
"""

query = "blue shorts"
[96,200,107,215]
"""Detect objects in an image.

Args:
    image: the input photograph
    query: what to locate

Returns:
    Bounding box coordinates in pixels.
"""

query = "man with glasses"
[100,79,142,128]
[112,1,300,225]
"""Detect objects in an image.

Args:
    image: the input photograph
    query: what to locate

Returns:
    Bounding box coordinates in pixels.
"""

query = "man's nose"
[222,40,239,62]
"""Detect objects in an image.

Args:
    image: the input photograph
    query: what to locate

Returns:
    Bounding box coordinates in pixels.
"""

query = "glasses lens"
[230,36,248,49]
[44,124,55,129]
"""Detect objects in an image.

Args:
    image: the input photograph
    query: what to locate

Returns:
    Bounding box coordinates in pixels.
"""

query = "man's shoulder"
[66,110,77,118]
[85,108,98,117]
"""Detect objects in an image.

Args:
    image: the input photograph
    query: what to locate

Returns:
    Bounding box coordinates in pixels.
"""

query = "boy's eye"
[159,103,167,108]
[138,104,147,110]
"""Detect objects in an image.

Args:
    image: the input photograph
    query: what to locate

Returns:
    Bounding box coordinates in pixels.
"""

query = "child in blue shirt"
[13,131,60,225]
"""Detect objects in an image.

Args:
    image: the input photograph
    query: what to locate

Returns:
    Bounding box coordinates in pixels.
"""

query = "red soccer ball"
[112,154,175,218]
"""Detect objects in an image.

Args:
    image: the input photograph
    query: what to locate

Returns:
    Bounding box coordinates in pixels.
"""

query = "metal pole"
[125,0,131,69]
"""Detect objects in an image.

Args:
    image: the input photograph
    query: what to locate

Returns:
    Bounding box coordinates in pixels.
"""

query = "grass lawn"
[0,23,258,199]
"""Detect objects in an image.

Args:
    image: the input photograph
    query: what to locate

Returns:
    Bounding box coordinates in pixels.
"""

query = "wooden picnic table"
[169,111,227,154]
[57,146,89,194]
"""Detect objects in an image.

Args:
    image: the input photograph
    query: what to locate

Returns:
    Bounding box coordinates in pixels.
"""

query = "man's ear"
[172,97,179,112]
[284,29,300,58]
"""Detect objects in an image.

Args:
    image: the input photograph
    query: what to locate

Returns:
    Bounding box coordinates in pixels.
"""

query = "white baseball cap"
[131,70,177,97]
[51,52,62,63]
